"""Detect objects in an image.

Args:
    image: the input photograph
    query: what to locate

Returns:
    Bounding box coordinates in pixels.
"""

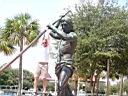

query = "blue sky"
[0,0,79,79]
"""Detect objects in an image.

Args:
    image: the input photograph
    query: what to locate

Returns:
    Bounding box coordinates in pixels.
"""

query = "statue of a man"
[47,19,77,96]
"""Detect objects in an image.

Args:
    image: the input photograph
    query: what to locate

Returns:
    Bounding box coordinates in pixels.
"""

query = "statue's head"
[61,19,74,34]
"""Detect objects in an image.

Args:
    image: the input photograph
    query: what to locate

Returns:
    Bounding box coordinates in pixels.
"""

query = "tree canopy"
[72,0,128,81]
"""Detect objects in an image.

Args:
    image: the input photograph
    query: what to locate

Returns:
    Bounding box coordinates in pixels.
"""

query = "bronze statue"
[47,19,77,96]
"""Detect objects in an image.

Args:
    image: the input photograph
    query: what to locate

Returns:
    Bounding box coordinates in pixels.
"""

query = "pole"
[0,29,47,74]
[55,78,57,96]
[77,79,80,96]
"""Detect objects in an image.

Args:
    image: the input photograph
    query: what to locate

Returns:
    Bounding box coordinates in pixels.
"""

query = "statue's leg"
[57,66,73,96]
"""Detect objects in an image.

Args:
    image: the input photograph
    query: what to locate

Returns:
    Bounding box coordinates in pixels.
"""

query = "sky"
[0,0,127,79]
[0,0,80,79]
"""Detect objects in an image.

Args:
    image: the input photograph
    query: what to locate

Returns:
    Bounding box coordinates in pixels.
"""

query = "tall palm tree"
[3,13,40,96]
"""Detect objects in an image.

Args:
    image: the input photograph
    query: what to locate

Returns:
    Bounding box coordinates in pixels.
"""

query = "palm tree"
[3,13,40,96]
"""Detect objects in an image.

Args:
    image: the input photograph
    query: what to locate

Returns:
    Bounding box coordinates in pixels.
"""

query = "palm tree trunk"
[106,59,110,96]
[119,74,124,96]
[17,38,23,96]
